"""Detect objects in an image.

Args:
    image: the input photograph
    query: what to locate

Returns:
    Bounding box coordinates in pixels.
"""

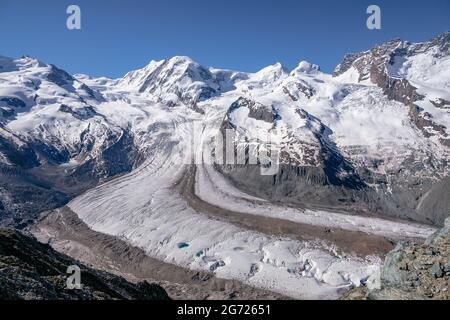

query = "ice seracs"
[0,32,449,299]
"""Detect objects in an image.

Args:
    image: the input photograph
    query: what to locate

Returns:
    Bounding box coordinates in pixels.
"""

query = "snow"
[1,34,449,299]
[65,65,435,298]
[195,162,435,240]
[67,121,384,299]
[331,88,418,149]
[291,60,321,75]
[402,51,450,132]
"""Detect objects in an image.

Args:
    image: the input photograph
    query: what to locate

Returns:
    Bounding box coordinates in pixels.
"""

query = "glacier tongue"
[67,81,435,299]
[1,32,449,298]
[67,104,385,299]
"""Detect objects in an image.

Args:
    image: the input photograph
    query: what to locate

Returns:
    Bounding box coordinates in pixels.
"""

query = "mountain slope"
[0,228,169,300]
[0,33,448,299]
[0,56,150,225]
[343,216,450,300]
[333,32,450,147]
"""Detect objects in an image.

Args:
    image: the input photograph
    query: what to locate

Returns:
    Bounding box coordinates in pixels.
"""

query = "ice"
[1,35,448,299]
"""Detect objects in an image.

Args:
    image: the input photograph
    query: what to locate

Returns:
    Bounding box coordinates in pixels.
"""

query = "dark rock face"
[332,52,365,77]
[0,134,39,168]
[0,167,69,228]
[0,125,145,228]
[0,96,27,119]
[217,97,369,210]
[0,228,170,300]
[0,97,26,109]
[58,104,98,120]
[46,65,103,101]
[0,107,15,118]
[414,176,450,227]
[430,98,450,110]
[70,130,144,180]
[228,97,277,123]
[46,65,75,87]
[330,33,450,226]
[283,80,315,101]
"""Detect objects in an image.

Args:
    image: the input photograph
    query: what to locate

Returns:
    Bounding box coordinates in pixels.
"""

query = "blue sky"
[0,0,449,77]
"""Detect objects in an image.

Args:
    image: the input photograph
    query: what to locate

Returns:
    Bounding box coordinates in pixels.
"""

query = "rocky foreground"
[0,228,170,300]
[343,217,450,300]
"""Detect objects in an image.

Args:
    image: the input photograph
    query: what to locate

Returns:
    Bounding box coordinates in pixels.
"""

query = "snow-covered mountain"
[0,33,449,299]
[1,34,450,225]
[215,33,450,225]
[0,55,143,225]
[116,55,247,106]
[0,55,118,167]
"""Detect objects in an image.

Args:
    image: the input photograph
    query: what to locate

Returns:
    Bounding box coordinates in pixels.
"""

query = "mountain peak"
[0,54,45,72]
[166,55,195,64]
[17,55,45,68]
[257,62,287,73]
[292,60,320,75]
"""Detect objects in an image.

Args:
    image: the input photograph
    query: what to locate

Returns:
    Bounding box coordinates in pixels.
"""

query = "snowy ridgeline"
[1,33,449,298]
[67,112,435,299]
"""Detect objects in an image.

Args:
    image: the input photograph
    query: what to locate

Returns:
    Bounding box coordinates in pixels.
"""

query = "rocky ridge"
[0,33,449,228]
[0,228,170,300]
[343,216,450,300]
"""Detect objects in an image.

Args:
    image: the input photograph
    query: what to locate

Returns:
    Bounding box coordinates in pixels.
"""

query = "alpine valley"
[1,32,449,300]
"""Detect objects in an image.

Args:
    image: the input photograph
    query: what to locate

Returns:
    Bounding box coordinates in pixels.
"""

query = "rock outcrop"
[0,228,170,300]
[333,33,450,148]
[343,217,450,300]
